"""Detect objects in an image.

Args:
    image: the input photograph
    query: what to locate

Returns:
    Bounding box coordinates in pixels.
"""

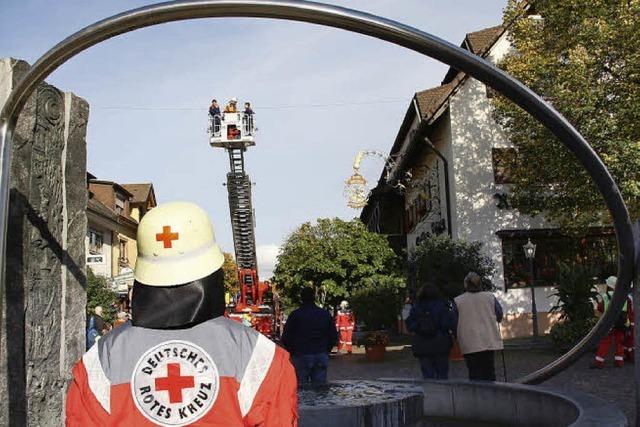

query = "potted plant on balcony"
[363,331,390,362]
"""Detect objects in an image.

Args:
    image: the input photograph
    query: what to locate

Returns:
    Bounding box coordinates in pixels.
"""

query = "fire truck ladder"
[225,147,258,271]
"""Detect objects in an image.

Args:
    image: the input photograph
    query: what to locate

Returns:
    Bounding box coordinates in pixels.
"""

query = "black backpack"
[416,308,437,337]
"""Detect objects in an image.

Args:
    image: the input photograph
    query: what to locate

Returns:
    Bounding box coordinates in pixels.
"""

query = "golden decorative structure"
[344,172,368,209]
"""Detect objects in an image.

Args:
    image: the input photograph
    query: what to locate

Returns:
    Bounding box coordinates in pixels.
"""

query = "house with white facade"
[361,25,617,338]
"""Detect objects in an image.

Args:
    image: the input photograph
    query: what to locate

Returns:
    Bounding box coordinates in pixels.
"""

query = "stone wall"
[0,57,88,426]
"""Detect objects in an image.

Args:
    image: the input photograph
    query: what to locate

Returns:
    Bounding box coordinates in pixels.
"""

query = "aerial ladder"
[209,104,278,337]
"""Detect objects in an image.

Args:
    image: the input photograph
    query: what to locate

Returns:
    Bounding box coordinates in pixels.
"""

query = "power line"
[93,98,407,112]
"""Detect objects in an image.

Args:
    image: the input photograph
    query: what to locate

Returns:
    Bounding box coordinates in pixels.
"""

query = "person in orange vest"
[66,202,298,426]
[591,276,628,369]
[335,300,355,354]
[224,97,238,113]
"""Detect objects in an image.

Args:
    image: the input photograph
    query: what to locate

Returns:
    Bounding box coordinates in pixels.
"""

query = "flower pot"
[449,338,464,361]
[365,343,386,362]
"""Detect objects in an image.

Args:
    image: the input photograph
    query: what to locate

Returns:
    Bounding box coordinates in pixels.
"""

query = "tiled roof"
[417,25,505,120]
[88,197,117,220]
[415,82,456,120]
[122,183,152,204]
[89,180,134,197]
[465,25,504,55]
[442,24,505,85]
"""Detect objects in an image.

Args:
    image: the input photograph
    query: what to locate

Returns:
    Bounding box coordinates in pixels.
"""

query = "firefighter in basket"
[66,202,297,426]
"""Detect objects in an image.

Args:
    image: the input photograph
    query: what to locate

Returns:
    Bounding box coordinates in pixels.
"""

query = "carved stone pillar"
[0,57,88,426]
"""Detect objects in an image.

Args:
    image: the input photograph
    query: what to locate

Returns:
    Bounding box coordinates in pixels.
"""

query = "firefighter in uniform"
[592,276,628,368]
[335,300,355,354]
[66,202,298,426]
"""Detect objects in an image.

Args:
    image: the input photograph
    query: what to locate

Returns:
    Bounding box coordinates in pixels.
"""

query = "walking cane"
[501,349,508,382]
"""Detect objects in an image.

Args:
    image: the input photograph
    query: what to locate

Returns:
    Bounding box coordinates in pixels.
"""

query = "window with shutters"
[115,193,126,216]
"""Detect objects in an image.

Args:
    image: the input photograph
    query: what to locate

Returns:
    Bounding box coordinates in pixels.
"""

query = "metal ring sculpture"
[0,0,635,385]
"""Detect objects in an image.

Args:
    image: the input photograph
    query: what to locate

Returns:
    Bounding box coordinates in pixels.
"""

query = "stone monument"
[0,57,88,426]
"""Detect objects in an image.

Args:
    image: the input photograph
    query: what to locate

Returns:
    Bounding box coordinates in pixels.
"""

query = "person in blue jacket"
[406,282,457,379]
[282,287,338,384]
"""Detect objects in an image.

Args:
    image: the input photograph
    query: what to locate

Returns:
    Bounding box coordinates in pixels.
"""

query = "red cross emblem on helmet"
[156,225,179,248]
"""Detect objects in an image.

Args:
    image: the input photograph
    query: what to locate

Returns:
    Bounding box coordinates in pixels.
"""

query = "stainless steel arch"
[0,0,634,385]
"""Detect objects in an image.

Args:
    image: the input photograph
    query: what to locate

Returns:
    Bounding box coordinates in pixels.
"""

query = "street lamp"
[523,238,539,342]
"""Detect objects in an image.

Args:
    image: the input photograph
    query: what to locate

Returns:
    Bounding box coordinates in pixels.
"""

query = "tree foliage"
[493,0,640,231]
[273,218,405,309]
[549,261,599,351]
[549,261,598,322]
[408,235,495,299]
[221,252,239,295]
[86,268,118,324]
[350,280,404,331]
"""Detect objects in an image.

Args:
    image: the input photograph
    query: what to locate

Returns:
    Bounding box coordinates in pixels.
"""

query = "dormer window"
[115,193,126,216]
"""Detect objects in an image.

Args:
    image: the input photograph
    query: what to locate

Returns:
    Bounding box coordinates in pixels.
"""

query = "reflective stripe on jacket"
[335,310,355,330]
[66,316,297,426]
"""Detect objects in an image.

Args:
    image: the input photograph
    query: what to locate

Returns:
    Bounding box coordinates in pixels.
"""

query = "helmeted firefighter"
[66,202,298,426]
[591,276,628,368]
[335,300,355,354]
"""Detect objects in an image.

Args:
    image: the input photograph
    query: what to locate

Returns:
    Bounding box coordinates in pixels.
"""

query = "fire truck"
[209,105,280,338]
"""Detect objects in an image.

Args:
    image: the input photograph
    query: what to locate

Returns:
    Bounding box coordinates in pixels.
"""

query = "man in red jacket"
[66,202,297,426]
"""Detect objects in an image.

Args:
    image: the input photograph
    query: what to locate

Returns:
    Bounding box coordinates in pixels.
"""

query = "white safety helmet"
[340,300,349,309]
[230,97,238,103]
[134,201,224,287]
[606,276,617,289]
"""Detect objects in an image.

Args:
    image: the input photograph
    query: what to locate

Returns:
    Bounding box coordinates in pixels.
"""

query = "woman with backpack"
[406,282,457,379]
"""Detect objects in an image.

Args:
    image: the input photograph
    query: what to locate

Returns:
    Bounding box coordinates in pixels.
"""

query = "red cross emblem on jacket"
[154,363,194,404]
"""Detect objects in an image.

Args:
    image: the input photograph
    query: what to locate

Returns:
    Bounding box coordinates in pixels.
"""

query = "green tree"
[549,262,599,351]
[408,235,495,299]
[221,252,239,295]
[86,268,118,324]
[273,218,405,310]
[550,261,599,323]
[493,0,640,232]
[350,279,404,331]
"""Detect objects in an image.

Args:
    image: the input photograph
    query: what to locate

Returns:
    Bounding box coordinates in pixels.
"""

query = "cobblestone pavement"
[327,344,634,424]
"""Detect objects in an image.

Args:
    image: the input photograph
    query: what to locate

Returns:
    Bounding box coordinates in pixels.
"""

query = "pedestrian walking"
[591,276,628,368]
[398,294,412,335]
[86,306,105,349]
[406,283,457,379]
[113,311,128,328]
[67,202,298,425]
[282,287,338,384]
[335,300,355,354]
[453,272,504,381]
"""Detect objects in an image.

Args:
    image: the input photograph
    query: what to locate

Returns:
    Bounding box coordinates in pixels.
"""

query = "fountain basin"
[298,380,424,427]
[381,379,627,427]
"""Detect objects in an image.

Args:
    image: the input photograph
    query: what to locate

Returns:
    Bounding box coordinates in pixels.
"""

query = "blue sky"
[1,0,506,276]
